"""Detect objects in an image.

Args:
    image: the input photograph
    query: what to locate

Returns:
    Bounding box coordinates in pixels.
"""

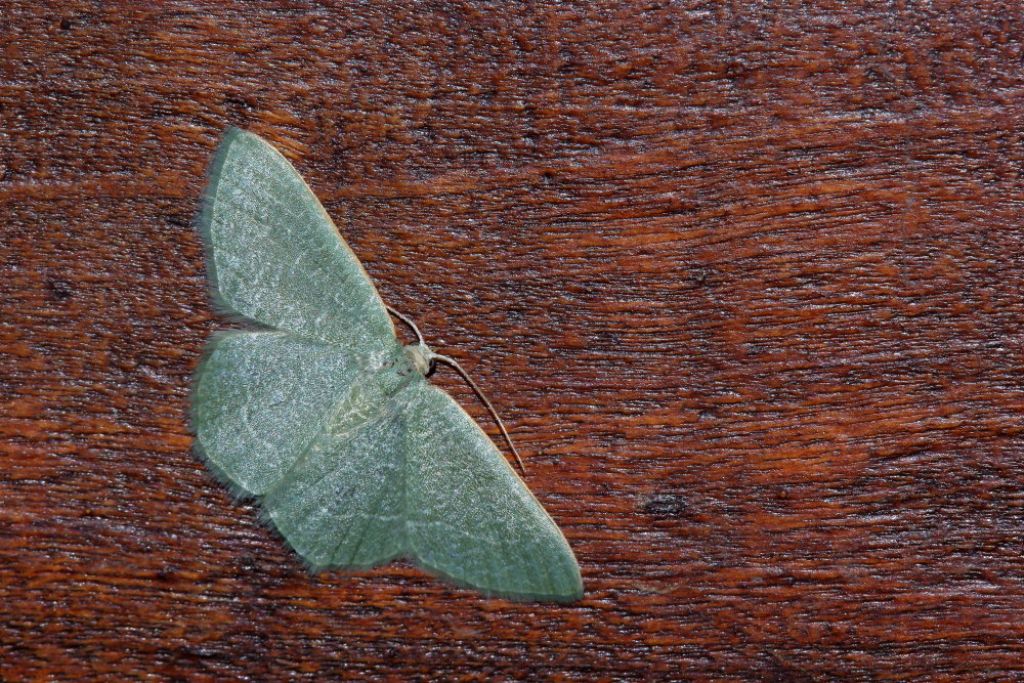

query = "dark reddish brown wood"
[2,1,1023,679]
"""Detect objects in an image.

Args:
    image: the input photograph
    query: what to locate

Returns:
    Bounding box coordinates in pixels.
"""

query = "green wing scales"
[257,380,583,601]
[192,331,369,495]
[261,391,411,571]
[403,384,583,601]
[199,128,394,349]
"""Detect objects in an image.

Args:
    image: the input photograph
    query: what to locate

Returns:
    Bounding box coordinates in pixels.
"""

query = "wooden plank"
[2,2,1023,679]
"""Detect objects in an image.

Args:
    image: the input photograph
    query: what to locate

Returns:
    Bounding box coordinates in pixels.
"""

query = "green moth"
[191,128,583,602]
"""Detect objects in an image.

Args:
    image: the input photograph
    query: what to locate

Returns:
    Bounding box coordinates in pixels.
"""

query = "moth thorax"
[403,343,432,376]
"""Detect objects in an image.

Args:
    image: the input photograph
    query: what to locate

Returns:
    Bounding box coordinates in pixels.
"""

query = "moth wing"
[260,389,416,571]
[402,383,583,602]
[192,331,371,496]
[198,128,394,349]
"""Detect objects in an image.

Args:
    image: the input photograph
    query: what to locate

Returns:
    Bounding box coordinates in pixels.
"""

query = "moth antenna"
[431,353,527,476]
[384,306,526,475]
[386,305,425,346]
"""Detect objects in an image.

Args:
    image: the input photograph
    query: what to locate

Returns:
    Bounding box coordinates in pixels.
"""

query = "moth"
[191,128,583,602]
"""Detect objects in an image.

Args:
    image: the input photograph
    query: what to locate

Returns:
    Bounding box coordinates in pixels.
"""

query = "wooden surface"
[2,1,1023,679]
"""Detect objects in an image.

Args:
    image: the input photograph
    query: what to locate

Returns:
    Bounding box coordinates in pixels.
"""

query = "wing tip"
[196,127,246,239]
[195,129,232,315]
[194,127,260,318]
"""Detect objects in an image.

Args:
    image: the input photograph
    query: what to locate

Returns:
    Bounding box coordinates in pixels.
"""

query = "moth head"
[403,343,434,377]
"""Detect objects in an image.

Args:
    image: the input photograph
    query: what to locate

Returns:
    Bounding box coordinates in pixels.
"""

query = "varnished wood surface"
[2,2,1023,679]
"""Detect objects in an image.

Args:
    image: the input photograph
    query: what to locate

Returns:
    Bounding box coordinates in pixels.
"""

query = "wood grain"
[2,1,1023,679]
